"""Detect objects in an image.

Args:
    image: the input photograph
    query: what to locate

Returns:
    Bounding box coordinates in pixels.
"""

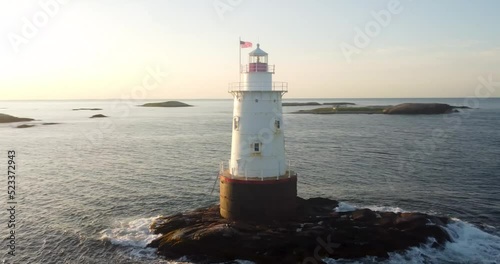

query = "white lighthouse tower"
[220,44,297,222]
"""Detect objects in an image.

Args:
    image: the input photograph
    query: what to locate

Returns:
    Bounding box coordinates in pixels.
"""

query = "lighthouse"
[220,43,297,222]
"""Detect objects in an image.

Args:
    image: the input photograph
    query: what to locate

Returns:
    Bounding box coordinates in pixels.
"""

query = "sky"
[0,0,499,100]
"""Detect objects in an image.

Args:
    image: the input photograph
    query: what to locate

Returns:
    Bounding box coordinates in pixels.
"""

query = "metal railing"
[240,64,275,73]
[218,160,297,181]
[228,82,288,93]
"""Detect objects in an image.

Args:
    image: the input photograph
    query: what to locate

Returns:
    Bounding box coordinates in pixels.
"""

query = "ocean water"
[0,98,499,264]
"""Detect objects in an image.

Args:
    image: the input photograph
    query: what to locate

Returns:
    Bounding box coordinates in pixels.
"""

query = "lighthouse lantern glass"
[250,55,268,64]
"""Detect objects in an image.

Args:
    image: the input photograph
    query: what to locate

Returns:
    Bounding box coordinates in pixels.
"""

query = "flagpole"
[239,37,242,83]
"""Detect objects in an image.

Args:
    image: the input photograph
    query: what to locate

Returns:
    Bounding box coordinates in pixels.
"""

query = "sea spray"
[100,216,161,260]
[330,202,500,263]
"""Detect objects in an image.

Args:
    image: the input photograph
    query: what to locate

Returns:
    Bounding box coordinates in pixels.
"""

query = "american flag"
[240,41,252,48]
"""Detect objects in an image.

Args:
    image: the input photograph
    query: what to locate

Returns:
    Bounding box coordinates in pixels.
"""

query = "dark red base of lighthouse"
[219,173,297,222]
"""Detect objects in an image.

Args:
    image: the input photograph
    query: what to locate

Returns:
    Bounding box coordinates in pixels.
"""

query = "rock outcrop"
[383,103,454,115]
[322,102,356,106]
[283,102,356,107]
[90,114,108,118]
[16,124,35,128]
[14,123,60,129]
[148,197,451,263]
[283,102,322,106]
[295,106,385,114]
[294,103,470,115]
[72,108,103,111]
[140,101,193,108]
[0,113,34,123]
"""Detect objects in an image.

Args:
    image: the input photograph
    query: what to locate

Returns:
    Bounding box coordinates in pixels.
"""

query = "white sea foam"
[376,221,500,263]
[100,216,161,260]
[99,216,256,263]
[327,204,500,263]
[334,202,357,212]
[363,205,406,213]
[335,201,406,214]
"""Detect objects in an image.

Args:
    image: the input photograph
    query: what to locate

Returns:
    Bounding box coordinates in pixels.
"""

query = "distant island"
[73,108,103,111]
[322,102,356,106]
[90,114,108,118]
[16,124,36,129]
[296,106,386,114]
[0,113,62,129]
[0,113,35,123]
[295,103,471,115]
[14,123,61,129]
[283,102,356,107]
[140,101,193,108]
[283,102,321,106]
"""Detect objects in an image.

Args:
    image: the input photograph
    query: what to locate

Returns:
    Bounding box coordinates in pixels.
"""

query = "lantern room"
[248,44,270,72]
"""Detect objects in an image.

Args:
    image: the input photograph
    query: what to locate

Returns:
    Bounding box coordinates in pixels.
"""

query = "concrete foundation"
[219,173,297,222]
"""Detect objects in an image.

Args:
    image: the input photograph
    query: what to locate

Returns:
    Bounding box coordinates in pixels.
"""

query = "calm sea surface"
[0,98,499,263]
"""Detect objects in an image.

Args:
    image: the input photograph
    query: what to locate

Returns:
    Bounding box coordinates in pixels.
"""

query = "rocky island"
[16,124,36,129]
[322,102,356,106]
[0,113,35,123]
[14,123,61,129]
[140,101,193,108]
[283,102,356,107]
[383,103,458,114]
[148,197,451,263]
[295,103,470,115]
[296,106,386,114]
[90,114,108,118]
[283,102,322,106]
[72,108,103,111]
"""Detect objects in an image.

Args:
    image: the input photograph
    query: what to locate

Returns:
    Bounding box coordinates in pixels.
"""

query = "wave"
[100,216,161,260]
[323,221,500,264]
[99,217,207,264]
[329,203,500,263]
[334,202,357,212]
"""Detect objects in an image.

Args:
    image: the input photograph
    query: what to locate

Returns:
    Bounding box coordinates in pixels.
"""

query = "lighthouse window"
[253,143,260,152]
[233,117,240,130]
[275,120,281,129]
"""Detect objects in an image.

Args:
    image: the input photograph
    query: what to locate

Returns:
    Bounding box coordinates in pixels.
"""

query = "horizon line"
[0,96,499,101]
